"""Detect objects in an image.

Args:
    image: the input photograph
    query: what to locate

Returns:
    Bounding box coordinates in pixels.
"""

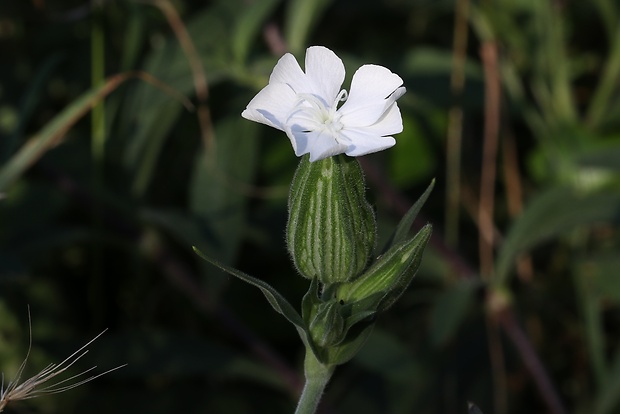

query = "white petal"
[340,127,397,157]
[339,65,404,127]
[269,53,307,93]
[304,46,346,102]
[286,125,347,161]
[286,106,324,132]
[362,102,404,136]
[241,83,298,130]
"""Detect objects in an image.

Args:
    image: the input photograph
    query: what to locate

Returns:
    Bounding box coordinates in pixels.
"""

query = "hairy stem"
[295,350,334,414]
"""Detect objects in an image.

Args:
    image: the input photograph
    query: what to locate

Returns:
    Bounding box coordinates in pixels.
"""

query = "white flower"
[242,46,406,162]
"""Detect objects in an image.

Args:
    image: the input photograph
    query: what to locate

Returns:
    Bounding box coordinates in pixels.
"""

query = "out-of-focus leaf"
[2,54,63,162]
[189,116,259,263]
[120,7,146,72]
[401,47,483,79]
[323,321,374,366]
[121,5,239,196]
[284,0,333,54]
[344,329,426,413]
[575,256,620,303]
[354,329,421,383]
[573,258,608,388]
[232,0,282,64]
[0,73,133,193]
[596,347,620,414]
[430,281,477,347]
[576,144,620,185]
[400,47,484,108]
[495,187,620,285]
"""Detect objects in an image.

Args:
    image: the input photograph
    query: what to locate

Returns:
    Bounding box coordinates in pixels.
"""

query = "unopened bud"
[286,154,376,284]
[337,224,432,312]
[309,299,346,348]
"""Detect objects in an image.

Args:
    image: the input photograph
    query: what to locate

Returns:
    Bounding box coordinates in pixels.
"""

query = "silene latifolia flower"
[242,46,405,162]
[197,45,431,414]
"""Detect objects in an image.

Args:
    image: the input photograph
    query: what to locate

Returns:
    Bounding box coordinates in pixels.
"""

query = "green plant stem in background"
[90,5,105,324]
[586,22,620,127]
[295,350,334,414]
[91,9,106,165]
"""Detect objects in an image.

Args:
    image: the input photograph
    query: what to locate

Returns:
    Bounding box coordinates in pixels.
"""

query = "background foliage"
[1,0,620,413]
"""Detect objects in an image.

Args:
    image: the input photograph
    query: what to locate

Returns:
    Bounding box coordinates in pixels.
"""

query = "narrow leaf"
[232,0,282,63]
[383,179,435,252]
[193,247,305,330]
[284,0,333,54]
[495,186,620,285]
[377,225,433,312]
[324,321,375,366]
[0,73,133,192]
[301,277,321,324]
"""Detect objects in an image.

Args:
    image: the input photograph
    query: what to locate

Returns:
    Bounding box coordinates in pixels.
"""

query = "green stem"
[90,3,105,325]
[295,349,334,414]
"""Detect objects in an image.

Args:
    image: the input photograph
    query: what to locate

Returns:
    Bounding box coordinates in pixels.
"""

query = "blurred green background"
[2,0,620,413]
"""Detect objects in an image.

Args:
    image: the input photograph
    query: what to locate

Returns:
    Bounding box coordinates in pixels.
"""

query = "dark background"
[1,0,620,413]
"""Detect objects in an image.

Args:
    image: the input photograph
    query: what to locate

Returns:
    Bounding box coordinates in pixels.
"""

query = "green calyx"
[286,154,376,284]
[300,180,435,367]
[196,159,435,369]
[302,278,377,366]
[308,299,345,348]
[337,224,432,312]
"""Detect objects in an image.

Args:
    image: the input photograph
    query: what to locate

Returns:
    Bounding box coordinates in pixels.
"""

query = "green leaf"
[232,0,282,64]
[189,117,259,262]
[0,74,133,193]
[324,320,375,366]
[596,347,620,414]
[284,0,333,54]
[301,276,321,324]
[573,259,608,388]
[382,179,435,252]
[340,225,432,313]
[377,225,433,312]
[121,6,240,196]
[495,186,620,285]
[2,54,63,163]
[353,329,419,382]
[402,47,483,79]
[308,299,345,348]
[193,247,305,330]
[577,256,620,303]
[577,144,620,174]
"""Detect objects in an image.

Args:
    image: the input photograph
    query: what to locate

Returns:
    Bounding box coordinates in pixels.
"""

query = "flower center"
[288,90,348,136]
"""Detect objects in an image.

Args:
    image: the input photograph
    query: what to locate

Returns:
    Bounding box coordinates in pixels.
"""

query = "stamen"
[286,91,346,137]
[336,89,348,103]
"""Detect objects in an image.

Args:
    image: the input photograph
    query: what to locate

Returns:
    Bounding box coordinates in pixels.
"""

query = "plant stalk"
[295,349,334,414]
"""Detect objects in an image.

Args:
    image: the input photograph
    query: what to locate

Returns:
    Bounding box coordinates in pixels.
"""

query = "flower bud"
[286,154,376,284]
[337,224,432,312]
[309,300,345,348]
